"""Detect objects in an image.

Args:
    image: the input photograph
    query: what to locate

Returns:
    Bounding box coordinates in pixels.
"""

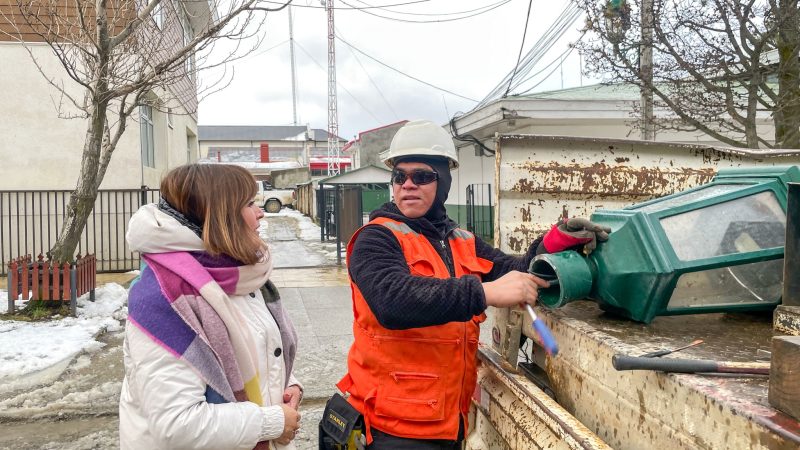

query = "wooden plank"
[61,263,70,301]
[769,336,800,420]
[42,261,50,301]
[52,260,60,301]
[21,257,29,301]
[31,259,39,300]
[9,260,19,302]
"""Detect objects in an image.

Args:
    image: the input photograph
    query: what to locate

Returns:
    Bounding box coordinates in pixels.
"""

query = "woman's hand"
[275,403,301,445]
[482,271,549,308]
[283,385,303,410]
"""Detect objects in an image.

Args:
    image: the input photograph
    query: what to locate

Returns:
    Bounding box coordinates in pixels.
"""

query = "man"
[337,120,609,449]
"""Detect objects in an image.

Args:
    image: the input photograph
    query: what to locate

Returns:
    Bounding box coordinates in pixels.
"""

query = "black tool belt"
[318,393,366,450]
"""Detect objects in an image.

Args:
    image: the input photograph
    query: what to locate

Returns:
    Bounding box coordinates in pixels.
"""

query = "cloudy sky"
[197,0,591,140]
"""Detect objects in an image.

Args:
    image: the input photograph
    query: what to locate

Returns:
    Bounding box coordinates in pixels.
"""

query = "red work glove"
[541,217,611,255]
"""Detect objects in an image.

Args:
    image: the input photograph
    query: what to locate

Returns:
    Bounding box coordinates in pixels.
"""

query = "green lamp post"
[530,166,799,323]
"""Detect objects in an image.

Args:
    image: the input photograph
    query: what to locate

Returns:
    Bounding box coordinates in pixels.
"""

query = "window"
[152,2,163,28]
[659,191,785,261]
[180,7,195,76]
[140,105,155,168]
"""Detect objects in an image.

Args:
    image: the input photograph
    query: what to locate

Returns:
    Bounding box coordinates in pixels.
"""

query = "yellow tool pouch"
[318,393,366,450]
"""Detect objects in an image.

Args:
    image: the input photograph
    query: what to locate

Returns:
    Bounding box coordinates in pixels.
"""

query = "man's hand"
[283,385,303,410]
[275,403,301,445]
[482,271,550,308]
[540,217,611,255]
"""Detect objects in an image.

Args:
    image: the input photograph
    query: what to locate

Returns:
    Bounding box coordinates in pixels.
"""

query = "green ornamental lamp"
[529,166,799,323]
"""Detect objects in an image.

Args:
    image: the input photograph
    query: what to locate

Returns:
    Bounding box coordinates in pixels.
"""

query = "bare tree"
[0,0,292,262]
[577,0,800,149]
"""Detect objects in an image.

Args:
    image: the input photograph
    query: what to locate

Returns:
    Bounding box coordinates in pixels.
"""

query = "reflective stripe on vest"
[339,217,493,442]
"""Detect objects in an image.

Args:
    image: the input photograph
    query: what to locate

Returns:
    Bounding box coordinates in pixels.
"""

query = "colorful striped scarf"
[127,250,272,407]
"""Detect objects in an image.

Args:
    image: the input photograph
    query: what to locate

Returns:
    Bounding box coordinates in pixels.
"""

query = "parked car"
[255,181,295,213]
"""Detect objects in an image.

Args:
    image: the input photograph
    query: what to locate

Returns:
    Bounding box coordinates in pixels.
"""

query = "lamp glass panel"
[634,184,748,213]
[667,259,784,309]
[660,191,785,261]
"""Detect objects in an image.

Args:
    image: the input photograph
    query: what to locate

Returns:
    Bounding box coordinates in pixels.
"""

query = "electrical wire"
[336,27,400,120]
[340,0,512,23]
[293,40,384,124]
[351,0,510,16]
[475,0,582,108]
[262,0,430,9]
[503,0,533,97]
[336,33,478,102]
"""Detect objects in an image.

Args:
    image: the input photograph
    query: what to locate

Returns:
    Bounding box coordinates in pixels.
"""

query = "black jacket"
[349,202,542,330]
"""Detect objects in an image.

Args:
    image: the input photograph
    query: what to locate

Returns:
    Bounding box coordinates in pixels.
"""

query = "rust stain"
[511,161,716,198]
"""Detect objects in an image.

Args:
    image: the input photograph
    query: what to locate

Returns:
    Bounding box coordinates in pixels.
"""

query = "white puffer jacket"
[119,204,300,450]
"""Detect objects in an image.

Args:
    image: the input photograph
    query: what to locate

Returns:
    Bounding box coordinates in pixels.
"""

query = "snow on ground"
[263,208,324,241]
[0,283,128,387]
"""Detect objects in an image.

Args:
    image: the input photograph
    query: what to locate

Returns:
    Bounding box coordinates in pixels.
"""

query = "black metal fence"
[466,183,493,243]
[0,188,160,276]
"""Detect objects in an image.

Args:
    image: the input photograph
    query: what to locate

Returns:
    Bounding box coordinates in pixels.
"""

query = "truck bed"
[516,302,800,448]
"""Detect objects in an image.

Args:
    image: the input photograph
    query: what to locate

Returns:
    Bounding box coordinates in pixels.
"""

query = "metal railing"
[466,183,493,243]
[1,188,160,276]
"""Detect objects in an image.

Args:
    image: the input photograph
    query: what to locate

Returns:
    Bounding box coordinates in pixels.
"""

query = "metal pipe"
[784,182,800,306]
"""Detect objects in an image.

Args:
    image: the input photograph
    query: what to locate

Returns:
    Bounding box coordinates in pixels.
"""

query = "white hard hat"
[382,120,459,170]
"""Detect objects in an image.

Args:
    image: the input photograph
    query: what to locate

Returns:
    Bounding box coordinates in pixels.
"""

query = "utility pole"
[640,0,655,140]
[288,5,298,125]
[326,0,341,176]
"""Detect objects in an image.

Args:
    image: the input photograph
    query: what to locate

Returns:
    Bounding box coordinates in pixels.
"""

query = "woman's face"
[241,199,264,232]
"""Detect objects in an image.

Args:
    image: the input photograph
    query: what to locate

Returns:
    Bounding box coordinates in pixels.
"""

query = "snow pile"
[0,283,128,385]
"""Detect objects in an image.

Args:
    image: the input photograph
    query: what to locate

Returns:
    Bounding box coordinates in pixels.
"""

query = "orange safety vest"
[337,217,494,442]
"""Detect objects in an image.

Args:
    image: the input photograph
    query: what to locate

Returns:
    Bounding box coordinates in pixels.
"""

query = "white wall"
[0,42,198,191]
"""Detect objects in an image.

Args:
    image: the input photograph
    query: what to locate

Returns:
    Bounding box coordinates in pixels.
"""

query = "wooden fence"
[6,254,96,316]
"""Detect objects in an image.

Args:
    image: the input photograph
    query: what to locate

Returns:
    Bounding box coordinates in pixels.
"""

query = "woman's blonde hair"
[160,164,265,265]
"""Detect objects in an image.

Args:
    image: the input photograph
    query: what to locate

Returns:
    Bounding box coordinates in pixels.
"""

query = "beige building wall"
[0,42,198,191]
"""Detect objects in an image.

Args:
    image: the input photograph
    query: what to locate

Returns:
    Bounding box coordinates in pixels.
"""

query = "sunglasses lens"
[392,170,438,185]
[411,171,438,185]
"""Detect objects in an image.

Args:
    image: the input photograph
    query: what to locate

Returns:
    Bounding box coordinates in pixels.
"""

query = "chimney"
[260,143,270,162]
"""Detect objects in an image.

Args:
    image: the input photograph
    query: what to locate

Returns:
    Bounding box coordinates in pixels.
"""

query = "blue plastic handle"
[525,304,559,356]
[532,319,559,356]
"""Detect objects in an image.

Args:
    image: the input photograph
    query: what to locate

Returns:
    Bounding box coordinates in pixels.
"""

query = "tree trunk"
[49,102,108,263]
[776,0,800,148]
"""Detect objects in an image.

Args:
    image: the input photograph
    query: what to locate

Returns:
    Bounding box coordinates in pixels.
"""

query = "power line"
[293,40,384,124]
[262,0,430,9]
[335,33,478,102]
[503,0,533,97]
[340,0,512,23]
[351,0,511,16]
[337,26,399,120]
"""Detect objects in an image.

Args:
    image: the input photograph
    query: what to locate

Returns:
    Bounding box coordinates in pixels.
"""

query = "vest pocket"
[375,369,445,421]
[408,258,436,277]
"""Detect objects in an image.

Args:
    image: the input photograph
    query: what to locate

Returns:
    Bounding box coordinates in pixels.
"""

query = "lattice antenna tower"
[325,0,340,176]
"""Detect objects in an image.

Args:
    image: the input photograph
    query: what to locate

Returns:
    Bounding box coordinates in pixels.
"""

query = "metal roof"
[198,126,347,142]
[317,165,391,185]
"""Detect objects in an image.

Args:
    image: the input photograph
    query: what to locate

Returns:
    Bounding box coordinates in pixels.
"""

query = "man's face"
[392,161,438,219]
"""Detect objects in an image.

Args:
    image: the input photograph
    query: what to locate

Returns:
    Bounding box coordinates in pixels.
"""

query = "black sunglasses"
[391,169,439,185]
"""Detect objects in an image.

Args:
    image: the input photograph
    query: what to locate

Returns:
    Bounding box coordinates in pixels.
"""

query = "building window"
[140,105,155,168]
[152,2,163,28]
[180,7,195,76]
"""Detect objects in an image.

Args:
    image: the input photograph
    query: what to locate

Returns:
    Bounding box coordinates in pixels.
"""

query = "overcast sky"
[197,0,591,140]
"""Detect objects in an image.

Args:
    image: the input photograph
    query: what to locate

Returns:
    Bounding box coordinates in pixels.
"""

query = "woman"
[120,164,302,450]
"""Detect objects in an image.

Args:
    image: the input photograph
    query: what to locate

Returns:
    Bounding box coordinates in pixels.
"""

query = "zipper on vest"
[373,334,461,345]
[386,396,439,408]
[439,239,455,277]
[390,371,439,382]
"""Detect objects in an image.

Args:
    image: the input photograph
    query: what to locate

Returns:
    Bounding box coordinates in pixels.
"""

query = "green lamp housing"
[530,166,799,324]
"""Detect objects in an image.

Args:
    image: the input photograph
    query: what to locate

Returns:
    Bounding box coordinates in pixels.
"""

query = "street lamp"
[530,166,799,323]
